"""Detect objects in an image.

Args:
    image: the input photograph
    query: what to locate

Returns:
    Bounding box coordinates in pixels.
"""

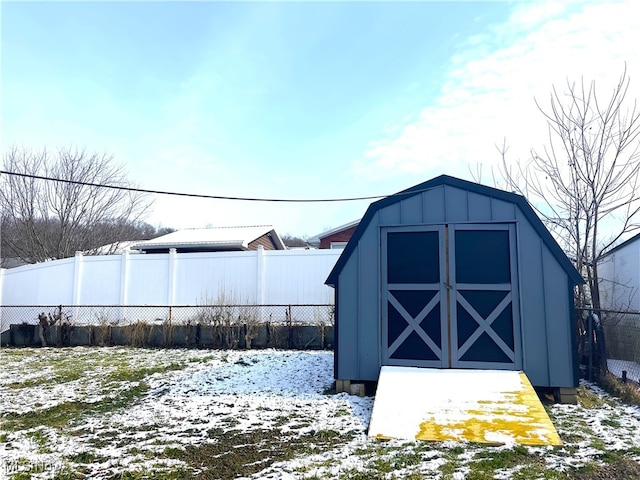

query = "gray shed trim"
[326,175,584,286]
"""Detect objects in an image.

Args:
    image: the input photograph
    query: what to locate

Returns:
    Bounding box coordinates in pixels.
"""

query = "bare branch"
[498,67,640,309]
[1,146,154,263]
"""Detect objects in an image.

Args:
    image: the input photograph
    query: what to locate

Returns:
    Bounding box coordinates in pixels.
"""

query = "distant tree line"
[0,218,175,266]
[280,234,309,248]
[0,146,173,266]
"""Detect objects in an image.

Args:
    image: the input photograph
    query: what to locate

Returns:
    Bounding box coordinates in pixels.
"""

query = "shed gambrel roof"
[326,175,584,286]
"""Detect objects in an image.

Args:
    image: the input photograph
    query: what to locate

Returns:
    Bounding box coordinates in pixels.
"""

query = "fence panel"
[1,249,342,312]
[577,308,640,386]
[262,250,337,304]
[125,254,173,305]
[1,258,77,305]
[79,255,123,304]
[0,304,334,327]
[173,251,260,304]
[0,304,335,349]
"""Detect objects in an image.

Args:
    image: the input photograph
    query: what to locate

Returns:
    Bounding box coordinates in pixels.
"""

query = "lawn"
[1,347,639,479]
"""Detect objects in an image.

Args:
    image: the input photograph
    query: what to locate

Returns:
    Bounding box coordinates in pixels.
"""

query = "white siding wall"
[0,249,341,307]
[598,243,640,310]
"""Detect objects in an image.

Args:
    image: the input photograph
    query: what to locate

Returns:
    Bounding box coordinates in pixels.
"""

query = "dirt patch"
[170,428,351,479]
[571,457,640,480]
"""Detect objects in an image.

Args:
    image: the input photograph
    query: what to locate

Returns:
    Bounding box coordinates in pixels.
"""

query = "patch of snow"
[608,358,640,383]
[1,348,640,479]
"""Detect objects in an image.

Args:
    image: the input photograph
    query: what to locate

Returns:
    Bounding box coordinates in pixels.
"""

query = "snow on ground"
[1,347,640,479]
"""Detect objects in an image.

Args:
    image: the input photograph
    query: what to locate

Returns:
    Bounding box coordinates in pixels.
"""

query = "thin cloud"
[359,0,640,183]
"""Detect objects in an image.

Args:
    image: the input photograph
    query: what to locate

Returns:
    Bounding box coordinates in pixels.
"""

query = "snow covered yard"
[1,347,640,480]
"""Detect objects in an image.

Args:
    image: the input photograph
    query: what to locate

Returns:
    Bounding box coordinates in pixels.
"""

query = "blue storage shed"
[326,175,584,391]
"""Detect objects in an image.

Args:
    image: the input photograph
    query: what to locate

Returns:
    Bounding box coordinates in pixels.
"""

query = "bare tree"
[0,146,153,263]
[281,234,309,248]
[499,67,640,309]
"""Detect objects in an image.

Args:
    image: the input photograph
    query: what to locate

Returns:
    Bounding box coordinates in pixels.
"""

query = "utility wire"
[0,170,389,203]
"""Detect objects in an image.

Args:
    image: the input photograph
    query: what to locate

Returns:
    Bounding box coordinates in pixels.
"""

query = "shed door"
[382,226,448,368]
[382,224,520,370]
[449,224,521,370]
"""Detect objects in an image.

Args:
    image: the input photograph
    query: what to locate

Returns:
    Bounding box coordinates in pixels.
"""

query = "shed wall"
[516,219,550,385]
[542,249,576,386]
[335,184,577,387]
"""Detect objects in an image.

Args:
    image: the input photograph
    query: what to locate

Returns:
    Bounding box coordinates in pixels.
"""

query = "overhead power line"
[0,170,388,203]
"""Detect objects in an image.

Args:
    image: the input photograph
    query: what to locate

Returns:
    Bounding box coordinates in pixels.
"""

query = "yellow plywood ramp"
[368,366,561,446]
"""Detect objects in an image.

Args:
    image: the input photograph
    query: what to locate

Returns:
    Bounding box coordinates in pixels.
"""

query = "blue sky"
[2,1,639,237]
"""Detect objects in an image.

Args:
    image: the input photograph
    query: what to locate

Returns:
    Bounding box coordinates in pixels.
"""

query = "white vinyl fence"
[0,248,341,331]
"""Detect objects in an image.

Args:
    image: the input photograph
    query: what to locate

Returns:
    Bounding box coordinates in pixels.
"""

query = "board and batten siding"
[334,182,579,388]
[516,217,577,387]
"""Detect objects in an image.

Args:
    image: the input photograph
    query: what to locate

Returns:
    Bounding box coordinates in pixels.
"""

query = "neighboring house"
[596,234,640,370]
[597,233,640,311]
[307,220,360,250]
[130,225,286,254]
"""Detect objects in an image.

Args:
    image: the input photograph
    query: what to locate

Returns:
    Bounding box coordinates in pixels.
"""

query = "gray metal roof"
[307,219,360,247]
[131,225,286,251]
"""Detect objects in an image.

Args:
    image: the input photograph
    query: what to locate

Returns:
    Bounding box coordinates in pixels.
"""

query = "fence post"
[255,246,265,324]
[595,314,609,375]
[168,248,177,306]
[72,252,84,323]
[0,267,4,306]
[120,250,130,322]
[0,267,5,346]
[588,311,593,382]
[72,252,84,304]
[287,305,293,348]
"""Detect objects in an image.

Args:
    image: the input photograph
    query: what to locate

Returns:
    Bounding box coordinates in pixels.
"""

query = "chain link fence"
[0,304,335,349]
[0,304,334,328]
[577,308,640,387]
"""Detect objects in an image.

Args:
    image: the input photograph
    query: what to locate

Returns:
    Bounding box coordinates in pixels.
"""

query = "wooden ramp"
[368,366,562,446]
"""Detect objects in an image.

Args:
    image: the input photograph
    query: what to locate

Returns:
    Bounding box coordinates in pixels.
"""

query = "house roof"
[326,174,585,286]
[92,240,143,255]
[307,219,360,246]
[598,231,640,260]
[131,225,286,252]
